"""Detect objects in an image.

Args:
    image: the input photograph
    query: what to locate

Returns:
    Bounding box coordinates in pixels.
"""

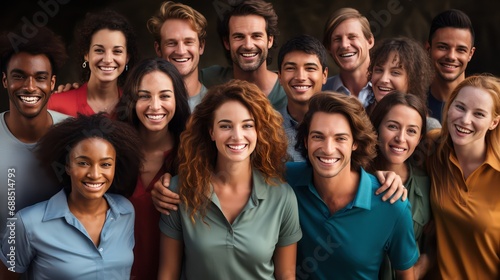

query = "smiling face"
[329,18,374,73]
[377,105,423,166]
[210,100,257,165]
[2,52,55,119]
[306,112,357,179]
[135,70,176,133]
[85,29,129,83]
[66,138,116,202]
[224,15,273,72]
[279,51,327,106]
[371,51,408,102]
[155,19,204,79]
[447,86,500,152]
[427,27,475,83]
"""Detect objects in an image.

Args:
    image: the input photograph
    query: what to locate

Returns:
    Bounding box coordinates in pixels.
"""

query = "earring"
[82,61,88,68]
[125,64,128,71]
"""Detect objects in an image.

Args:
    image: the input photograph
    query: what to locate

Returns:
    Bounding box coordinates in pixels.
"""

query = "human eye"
[243,123,254,129]
[387,124,398,130]
[373,66,383,73]
[36,75,48,82]
[407,128,418,135]
[284,66,295,71]
[474,111,486,118]
[77,161,89,166]
[102,162,113,168]
[455,104,465,111]
[113,49,124,54]
[11,73,24,80]
[306,66,318,72]
[137,93,149,100]
[311,134,323,140]
[94,48,104,54]
[160,93,172,99]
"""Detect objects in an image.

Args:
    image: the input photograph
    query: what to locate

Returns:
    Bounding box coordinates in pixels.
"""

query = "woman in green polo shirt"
[369,92,432,279]
[157,79,302,279]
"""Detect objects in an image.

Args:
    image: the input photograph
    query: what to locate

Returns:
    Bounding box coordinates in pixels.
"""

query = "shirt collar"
[449,146,500,173]
[43,189,133,222]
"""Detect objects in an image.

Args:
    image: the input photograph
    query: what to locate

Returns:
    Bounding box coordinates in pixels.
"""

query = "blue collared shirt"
[286,162,418,279]
[278,106,305,162]
[1,189,135,280]
[322,75,374,107]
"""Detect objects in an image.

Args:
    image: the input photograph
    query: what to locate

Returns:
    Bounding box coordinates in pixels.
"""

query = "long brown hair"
[178,79,288,222]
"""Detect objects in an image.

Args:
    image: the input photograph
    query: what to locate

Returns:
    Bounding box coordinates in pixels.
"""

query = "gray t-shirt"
[0,110,69,238]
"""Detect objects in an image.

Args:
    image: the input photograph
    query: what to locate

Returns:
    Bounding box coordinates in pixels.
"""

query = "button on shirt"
[159,171,302,280]
[1,189,135,280]
[322,75,373,107]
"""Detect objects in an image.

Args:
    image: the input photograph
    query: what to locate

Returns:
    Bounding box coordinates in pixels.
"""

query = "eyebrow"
[386,119,421,129]
[75,155,115,161]
[137,89,173,94]
[10,69,50,76]
[455,100,488,113]
[91,44,125,49]
[283,61,319,67]
[310,130,350,137]
[217,119,255,124]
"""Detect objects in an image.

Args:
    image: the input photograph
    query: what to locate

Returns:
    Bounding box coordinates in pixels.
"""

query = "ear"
[322,67,328,85]
[209,128,214,141]
[367,37,374,50]
[65,164,70,175]
[267,35,274,49]
[154,41,162,58]
[199,40,205,56]
[84,53,89,62]
[468,46,476,62]
[50,75,56,93]
[223,38,230,51]
[425,41,431,53]
[352,142,358,151]
[2,72,7,88]
[489,115,500,131]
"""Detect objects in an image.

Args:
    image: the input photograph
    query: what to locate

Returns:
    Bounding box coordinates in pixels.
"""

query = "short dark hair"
[0,26,67,75]
[277,34,328,72]
[35,113,143,197]
[295,92,377,170]
[76,9,139,87]
[428,9,475,47]
[116,57,190,174]
[217,0,279,65]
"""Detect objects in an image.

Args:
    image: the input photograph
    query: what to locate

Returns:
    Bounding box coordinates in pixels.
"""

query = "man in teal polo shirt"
[286,92,418,279]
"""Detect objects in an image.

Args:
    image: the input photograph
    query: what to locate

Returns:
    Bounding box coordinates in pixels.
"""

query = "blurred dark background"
[1,0,499,112]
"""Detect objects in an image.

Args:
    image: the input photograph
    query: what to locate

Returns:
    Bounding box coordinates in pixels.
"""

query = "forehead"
[91,29,127,45]
[283,50,321,65]
[214,100,252,119]
[228,14,267,34]
[7,52,52,73]
[160,18,198,39]
[382,104,423,125]
[376,51,401,66]
[332,18,364,36]
[431,27,473,47]
[455,86,494,108]
[310,111,352,134]
[71,138,116,157]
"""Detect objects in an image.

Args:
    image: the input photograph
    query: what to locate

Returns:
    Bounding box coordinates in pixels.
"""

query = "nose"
[340,37,350,49]
[231,126,243,140]
[86,164,101,179]
[445,49,457,61]
[395,130,405,143]
[243,36,253,49]
[176,42,186,54]
[103,50,113,63]
[323,138,336,154]
[295,68,307,81]
[149,95,161,110]
[24,76,36,92]
[379,70,391,83]
[461,111,472,125]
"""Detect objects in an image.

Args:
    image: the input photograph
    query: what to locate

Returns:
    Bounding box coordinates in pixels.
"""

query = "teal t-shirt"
[286,162,418,279]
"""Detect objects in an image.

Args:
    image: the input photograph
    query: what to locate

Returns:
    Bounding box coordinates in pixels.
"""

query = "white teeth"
[378,86,393,91]
[241,53,257,57]
[292,85,311,90]
[99,66,115,71]
[146,114,165,120]
[85,183,103,189]
[173,58,189,62]
[391,146,405,152]
[456,125,472,134]
[228,144,246,150]
[339,52,355,57]
[20,96,40,104]
[441,63,457,69]
[318,157,338,164]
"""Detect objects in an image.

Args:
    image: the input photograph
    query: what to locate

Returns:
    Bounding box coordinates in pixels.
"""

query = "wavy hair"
[35,113,143,197]
[369,92,428,172]
[429,74,500,204]
[295,92,377,171]
[178,79,287,222]
[323,7,373,51]
[76,9,139,87]
[116,57,190,174]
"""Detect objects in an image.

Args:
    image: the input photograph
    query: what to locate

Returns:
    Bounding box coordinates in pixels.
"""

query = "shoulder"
[105,193,134,213]
[285,162,311,189]
[16,199,50,224]
[48,110,71,124]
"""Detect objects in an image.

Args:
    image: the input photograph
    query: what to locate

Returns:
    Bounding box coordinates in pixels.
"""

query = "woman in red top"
[116,57,190,280]
[48,9,139,117]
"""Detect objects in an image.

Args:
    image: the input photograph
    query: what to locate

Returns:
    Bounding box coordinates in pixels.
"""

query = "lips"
[19,96,41,104]
[241,53,258,58]
[455,125,472,134]
[228,144,247,150]
[98,66,117,72]
[172,58,190,63]
[389,145,407,153]
[146,114,166,120]
[292,85,312,92]
[83,182,104,189]
[318,157,339,164]
[339,52,356,58]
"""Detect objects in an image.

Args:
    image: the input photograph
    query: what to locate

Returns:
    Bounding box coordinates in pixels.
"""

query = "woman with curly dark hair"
[158,79,302,279]
[0,113,143,279]
[48,9,139,117]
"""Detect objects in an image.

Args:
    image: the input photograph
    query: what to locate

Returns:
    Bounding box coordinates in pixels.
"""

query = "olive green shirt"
[379,164,431,279]
[159,170,302,279]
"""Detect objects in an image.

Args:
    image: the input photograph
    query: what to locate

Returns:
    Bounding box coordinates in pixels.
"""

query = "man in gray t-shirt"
[0,27,69,279]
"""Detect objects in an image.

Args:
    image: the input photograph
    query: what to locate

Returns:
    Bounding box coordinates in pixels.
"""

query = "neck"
[430,75,465,102]
[183,70,203,98]
[313,167,359,201]
[68,193,108,216]
[286,102,309,123]
[86,76,120,101]
[5,108,53,143]
[232,63,277,96]
[214,158,252,187]
[139,126,173,153]
[381,160,409,184]
[454,141,487,172]
[339,68,369,97]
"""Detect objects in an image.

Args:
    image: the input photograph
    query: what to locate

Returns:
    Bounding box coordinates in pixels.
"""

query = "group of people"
[1,0,499,279]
